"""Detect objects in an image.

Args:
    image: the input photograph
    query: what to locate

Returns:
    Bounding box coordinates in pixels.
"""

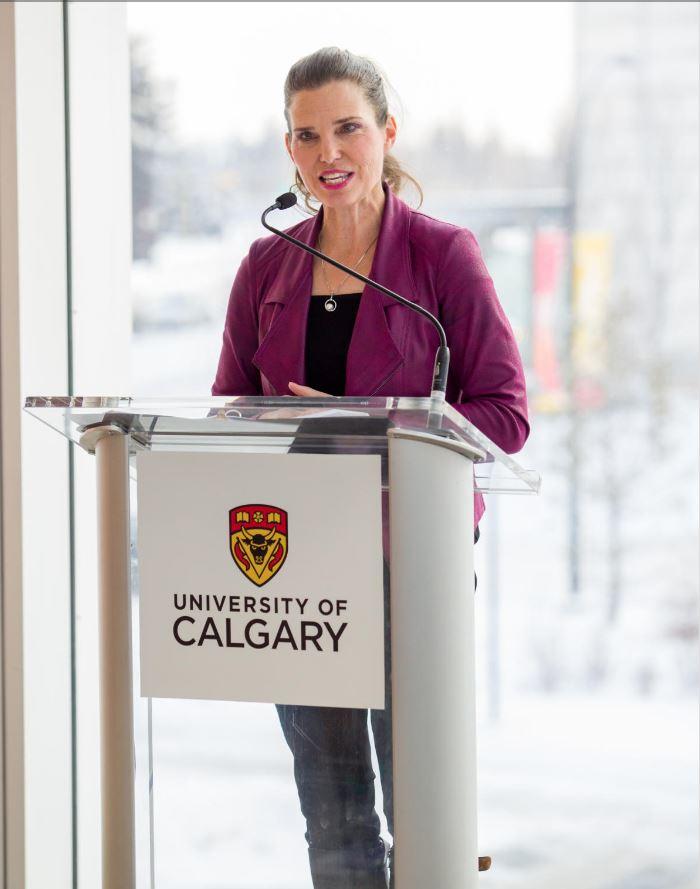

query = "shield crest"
[229,504,288,587]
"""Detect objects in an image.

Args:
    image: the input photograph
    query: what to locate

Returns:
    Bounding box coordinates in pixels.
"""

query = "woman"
[212,47,529,889]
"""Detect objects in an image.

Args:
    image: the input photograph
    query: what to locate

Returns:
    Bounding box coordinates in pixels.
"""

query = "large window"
[8,3,695,887]
[124,3,699,887]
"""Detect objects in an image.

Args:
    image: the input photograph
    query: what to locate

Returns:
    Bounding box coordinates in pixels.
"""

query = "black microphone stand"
[262,194,449,428]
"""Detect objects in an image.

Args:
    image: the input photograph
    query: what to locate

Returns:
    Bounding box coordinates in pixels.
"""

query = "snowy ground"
[130,320,698,889]
[132,693,697,889]
[475,695,697,889]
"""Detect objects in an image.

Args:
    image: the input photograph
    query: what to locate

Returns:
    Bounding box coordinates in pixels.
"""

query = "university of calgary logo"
[229,504,288,587]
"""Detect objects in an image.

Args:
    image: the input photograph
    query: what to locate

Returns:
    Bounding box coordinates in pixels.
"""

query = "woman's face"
[285,79,397,210]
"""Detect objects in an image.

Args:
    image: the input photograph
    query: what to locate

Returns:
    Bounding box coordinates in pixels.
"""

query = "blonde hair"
[284,47,423,213]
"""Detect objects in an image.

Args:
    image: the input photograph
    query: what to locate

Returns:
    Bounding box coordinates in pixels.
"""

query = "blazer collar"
[253,183,414,396]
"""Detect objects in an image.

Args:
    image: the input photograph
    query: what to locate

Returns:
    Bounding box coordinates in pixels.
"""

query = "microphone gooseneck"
[261,194,450,405]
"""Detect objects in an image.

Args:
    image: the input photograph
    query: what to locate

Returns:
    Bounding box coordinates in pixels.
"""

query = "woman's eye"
[294,123,359,142]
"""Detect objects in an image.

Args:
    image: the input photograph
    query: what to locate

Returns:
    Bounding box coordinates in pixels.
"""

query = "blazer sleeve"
[211,246,263,396]
[438,228,530,455]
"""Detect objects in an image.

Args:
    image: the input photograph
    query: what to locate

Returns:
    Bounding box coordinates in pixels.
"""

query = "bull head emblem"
[240,525,277,565]
[229,504,288,587]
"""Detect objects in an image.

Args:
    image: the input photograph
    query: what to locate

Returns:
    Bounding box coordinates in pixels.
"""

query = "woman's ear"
[384,114,398,153]
[284,131,294,163]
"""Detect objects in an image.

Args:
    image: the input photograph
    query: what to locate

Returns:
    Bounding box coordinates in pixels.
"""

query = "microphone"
[273,191,297,211]
[262,193,450,404]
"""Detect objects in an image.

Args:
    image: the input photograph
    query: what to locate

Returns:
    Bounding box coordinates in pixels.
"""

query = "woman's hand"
[288,382,332,397]
[257,382,333,419]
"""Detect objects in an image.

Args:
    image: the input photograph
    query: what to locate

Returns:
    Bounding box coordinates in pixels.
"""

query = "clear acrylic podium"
[24,395,539,889]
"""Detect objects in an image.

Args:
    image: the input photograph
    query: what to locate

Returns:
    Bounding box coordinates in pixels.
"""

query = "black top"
[305,293,362,395]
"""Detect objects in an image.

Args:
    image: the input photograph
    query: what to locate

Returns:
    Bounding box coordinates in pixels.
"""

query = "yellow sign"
[573,232,612,380]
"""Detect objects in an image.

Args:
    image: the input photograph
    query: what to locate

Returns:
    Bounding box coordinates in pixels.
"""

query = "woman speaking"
[212,46,529,889]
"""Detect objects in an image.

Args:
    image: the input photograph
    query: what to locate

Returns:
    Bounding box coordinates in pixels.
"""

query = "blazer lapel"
[345,185,414,396]
[252,212,322,395]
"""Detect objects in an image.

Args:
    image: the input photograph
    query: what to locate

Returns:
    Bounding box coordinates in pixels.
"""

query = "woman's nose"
[319,135,341,164]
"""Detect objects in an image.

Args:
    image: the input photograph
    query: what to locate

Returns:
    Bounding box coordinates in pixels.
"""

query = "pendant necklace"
[318,232,378,312]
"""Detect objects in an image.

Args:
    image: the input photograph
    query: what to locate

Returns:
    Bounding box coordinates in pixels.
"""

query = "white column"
[94,430,135,889]
[0,4,26,885]
[16,1,74,883]
[389,431,480,889]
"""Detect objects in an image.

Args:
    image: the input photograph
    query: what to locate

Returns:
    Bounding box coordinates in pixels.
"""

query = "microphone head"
[275,191,297,210]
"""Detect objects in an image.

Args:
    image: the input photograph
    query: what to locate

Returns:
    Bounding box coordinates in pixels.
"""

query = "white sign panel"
[137,452,385,708]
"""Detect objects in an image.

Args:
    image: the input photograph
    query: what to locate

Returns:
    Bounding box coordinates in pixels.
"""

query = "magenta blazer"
[212,183,530,527]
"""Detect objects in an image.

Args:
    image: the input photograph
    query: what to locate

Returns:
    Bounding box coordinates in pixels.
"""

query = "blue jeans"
[276,528,479,886]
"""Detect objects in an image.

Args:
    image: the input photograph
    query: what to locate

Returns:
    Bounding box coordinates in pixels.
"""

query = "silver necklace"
[318,232,378,312]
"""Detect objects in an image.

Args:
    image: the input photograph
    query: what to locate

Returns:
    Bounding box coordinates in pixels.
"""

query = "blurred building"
[568,1,699,653]
[573,1,699,402]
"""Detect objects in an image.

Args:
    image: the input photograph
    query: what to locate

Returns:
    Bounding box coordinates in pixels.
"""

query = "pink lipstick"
[319,170,354,190]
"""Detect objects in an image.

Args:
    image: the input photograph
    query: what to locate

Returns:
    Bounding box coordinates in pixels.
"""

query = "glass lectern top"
[24,395,539,494]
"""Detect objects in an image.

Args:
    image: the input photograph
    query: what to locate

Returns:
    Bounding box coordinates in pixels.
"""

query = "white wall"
[0,2,132,885]
[67,4,132,885]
